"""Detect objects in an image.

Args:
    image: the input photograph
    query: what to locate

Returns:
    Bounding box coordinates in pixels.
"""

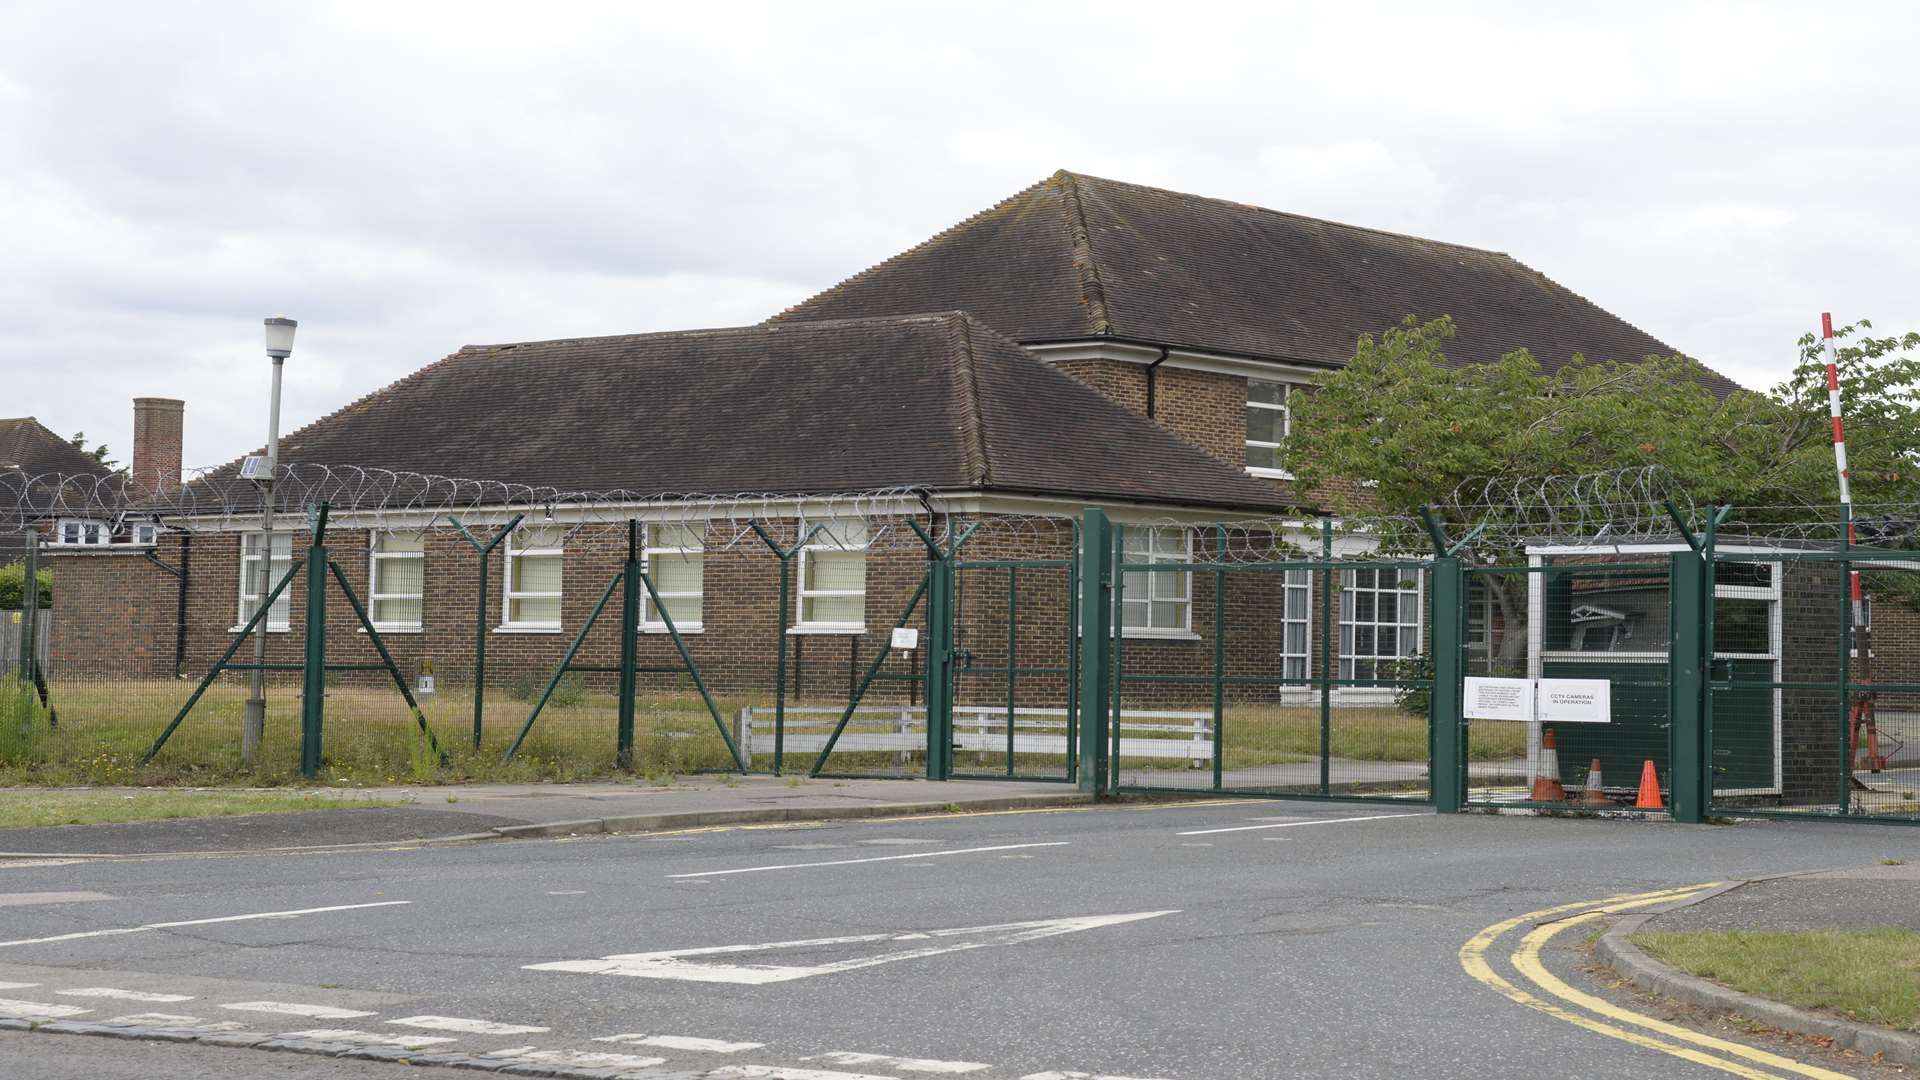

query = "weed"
[1883,857,1907,866]
[0,679,51,766]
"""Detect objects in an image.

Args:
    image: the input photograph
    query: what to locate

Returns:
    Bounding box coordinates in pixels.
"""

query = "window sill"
[1122,629,1203,642]
[1246,466,1295,481]
[786,625,867,636]
[640,624,704,635]
[495,625,563,635]
[228,625,290,634]
[360,626,423,635]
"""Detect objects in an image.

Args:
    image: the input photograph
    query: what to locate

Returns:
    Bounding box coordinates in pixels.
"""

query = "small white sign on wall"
[1536,678,1611,725]
[891,627,920,651]
[1464,677,1535,722]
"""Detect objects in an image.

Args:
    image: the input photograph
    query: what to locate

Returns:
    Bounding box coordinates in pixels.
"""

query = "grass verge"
[0,789,410,829]
[1633,928,1920,1033]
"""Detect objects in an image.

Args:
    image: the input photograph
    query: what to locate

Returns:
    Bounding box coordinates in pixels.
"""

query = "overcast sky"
[3,2,1916,470]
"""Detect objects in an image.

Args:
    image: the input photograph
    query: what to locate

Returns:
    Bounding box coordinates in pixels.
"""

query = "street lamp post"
[241,316,297,766]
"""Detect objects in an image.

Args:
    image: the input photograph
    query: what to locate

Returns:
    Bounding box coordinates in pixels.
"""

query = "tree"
[1285,315,1920,520]
[67,431,116,470]
[1283,315,1920,670]
[0,562,52,610]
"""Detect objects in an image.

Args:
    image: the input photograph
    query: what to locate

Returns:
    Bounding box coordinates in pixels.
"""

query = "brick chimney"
[132,397,185,495]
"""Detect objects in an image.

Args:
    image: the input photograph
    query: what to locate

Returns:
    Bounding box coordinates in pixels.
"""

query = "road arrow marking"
[525,911,1177,985]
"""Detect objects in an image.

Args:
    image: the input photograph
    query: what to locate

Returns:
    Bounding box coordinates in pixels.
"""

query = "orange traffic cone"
[1578,757,1612,806]
[1530,727,1567,802]
[1635,759,1663,809]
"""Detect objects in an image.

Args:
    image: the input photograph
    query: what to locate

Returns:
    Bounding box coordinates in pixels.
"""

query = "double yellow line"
[1460,885,1858,1080]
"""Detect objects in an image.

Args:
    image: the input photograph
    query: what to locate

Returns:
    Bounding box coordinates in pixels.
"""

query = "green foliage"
[0,679,51,765]
[506,670,587,708]
[405,713,440,781]
[67,430,116,469]
[1284,315,1920,517]
[0,562,53,610]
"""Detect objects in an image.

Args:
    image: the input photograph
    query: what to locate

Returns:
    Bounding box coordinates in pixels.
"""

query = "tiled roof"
[226,313,1287,512]
[773,170,1739,393]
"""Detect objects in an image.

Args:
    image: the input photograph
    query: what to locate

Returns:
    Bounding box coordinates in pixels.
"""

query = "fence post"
[617,520,641,771]
[924,552,953,780]
[450,513,523,753]
[1077,509,1112,795]
[299,516,329,779]
[1429,557,1465,813]
[1668,549,1707,823]
[17,529,38,682]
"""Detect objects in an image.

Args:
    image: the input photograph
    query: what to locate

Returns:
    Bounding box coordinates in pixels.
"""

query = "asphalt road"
[0,799,1913,1080]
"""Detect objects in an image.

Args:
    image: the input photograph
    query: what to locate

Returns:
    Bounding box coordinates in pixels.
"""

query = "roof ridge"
[763,176,1096,333]
[1055,171,1113,335]
[478,312,963,352]
[1058,169,1512,258]
[950,314,992,487]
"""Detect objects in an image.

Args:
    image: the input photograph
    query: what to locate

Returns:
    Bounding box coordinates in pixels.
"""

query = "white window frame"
[1246,379,1293,480]
[1339,567,1424,681]
[1118,526,1195,638]
[501,526,564,632]
[368,530,425,632]
[130,521,159,546]
[641,522,704,633]
[793,519,868,633]
[1281,569,1312,680]
[55,518,109,546]
[237,530,293,632]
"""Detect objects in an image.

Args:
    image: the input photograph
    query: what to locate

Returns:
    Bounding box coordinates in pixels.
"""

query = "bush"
[0,562,53,610]
[1381,655,1434,720]
[0,679,51,765]
[505,670,587,708]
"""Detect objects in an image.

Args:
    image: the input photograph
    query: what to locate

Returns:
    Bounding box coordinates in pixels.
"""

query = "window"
[642,523,704,631]
[55,518,108,546]
[130,522,159,546]
[1339,568,1422,680]
[1246,380,1291,474]
[796,519,868,630]
[503,525,565,629]
[1281,570,1311,679]
[238,531,294,630]
[1120,527,1191,633]
[369,531,425,630]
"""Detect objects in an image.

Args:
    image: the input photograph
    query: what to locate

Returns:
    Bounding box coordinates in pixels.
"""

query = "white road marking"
[668,842,1067,879]
[106,1012,207,1025]
[546,890,587,895]
[0,900,412,948]
[1175,812,1426,836]
[388,1014,548,1035]
[808,1050,991,1073]
[0,996,92,1019]
[221,1000,377,1019]
[0,981,37,989]
[1020,1073,1172,1080]
[0,890,115,906]
[527,911,1177,985]
[57,987,194,1003]
[711,1067,901,1080]
[485,1047,668,1070]
[283,1028,456,1049]
[0,859,90,870]
[596,1033,764,1052]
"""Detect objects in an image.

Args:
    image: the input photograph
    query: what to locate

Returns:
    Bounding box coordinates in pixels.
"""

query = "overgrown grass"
[1634,928,1920,1032]
[5,677,1523,787]
[0,789,409,828]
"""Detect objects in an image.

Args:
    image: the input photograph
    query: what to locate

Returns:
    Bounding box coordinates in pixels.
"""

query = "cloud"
[2,1,1918,469]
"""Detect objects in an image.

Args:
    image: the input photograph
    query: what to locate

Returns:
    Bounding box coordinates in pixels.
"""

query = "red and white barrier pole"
[1822,312,1867,626]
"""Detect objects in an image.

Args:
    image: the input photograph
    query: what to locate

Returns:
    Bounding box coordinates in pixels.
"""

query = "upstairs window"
[503,525,565,629]
[1246,380,1291,475]
[238,531,294,630]
[55,518,109,546]
[369,531,425,630]
[642,522,704,631]
[796,519,868,630]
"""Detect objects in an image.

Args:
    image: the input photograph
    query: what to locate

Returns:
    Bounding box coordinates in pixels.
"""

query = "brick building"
[42,171,1749,716]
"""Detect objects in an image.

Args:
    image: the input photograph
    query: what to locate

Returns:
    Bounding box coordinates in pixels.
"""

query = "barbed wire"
[6,461,1919,561]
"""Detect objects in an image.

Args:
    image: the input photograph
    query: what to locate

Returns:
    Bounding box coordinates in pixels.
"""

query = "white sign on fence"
[1463,676,1612,724]
[891,627,920,651]
[1463,677,1535,722]
[1536,678,1611,725]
